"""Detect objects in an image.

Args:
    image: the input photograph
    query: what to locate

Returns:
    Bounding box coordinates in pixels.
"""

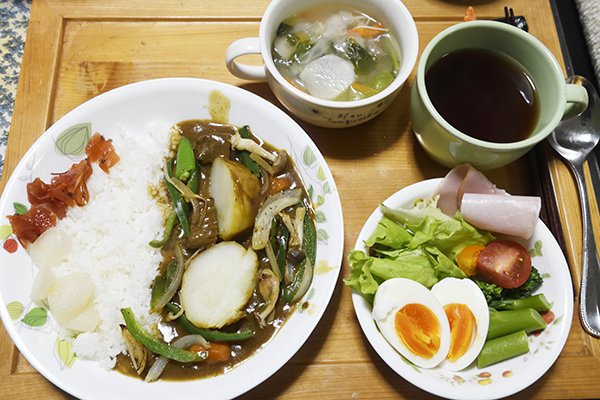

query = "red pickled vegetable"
[8,133,120,246]
[86,133,120,173]
[8,205,58,246]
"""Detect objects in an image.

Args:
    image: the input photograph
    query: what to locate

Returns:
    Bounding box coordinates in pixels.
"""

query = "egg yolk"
[394,303,441,359]
[444,303,476,361]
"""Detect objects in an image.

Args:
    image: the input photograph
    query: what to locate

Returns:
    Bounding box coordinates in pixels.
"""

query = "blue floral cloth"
[0,0,31,178]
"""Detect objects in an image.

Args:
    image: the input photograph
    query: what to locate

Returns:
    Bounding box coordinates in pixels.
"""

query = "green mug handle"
[563,82,589,120]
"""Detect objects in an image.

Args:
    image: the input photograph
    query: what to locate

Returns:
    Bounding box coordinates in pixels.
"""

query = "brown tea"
[425,48,539,143]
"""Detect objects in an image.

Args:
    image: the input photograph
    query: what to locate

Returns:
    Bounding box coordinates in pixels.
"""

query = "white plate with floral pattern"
[0,78,344,400]
[351,179,573,400]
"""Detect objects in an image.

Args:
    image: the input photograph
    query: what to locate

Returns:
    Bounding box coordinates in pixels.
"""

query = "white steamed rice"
[52,123,169,369]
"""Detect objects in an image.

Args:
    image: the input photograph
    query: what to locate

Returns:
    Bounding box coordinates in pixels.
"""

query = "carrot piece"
[349,25,388,38]
[351,82,378,97]
[206,342,231,363]
[189,342,231,362]
[464,6,477,22]
[269,176,292,195]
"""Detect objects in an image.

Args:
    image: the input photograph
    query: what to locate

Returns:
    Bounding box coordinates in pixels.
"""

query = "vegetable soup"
[272,6,401,101]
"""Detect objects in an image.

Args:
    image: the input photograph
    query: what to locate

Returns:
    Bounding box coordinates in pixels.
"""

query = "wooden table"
[1,0,599,398]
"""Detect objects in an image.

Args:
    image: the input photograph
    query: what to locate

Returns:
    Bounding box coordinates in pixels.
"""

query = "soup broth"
[425,48,539,143]
[272,5,401,101]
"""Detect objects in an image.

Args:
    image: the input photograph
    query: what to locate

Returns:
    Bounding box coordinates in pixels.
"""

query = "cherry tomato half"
[476,240,532,288]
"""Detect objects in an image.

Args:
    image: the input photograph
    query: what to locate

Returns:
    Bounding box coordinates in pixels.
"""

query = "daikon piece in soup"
[272,6,401,101]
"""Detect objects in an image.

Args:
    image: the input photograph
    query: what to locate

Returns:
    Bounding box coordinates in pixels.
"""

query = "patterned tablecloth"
[576,0,600,81]
[0,0,31,177]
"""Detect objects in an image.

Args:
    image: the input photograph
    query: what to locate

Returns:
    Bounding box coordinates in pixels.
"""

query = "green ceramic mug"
[410,20,588,170]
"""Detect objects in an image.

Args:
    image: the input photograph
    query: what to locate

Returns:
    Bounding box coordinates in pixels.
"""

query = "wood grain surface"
[1,0,599,398]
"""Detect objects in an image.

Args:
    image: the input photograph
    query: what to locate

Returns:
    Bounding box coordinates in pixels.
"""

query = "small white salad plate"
[0,78,344,400]
[351,179,574,400]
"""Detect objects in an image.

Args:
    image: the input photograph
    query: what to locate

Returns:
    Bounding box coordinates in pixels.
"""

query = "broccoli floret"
[474,266,543,305]
[474,280,504,304]
[504,266,543,299]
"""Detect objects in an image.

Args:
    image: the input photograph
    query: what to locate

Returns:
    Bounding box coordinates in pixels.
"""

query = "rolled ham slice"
[434,164,506,215]
[461,194,541,239]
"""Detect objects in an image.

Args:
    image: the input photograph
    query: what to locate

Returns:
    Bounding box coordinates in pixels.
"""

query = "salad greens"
[345,196,494,302]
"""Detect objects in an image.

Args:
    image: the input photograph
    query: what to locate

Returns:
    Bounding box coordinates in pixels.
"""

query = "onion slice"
[265,240,282,281]
[252,189,302,250]
[145,334,210,382]
[292,257,313,303]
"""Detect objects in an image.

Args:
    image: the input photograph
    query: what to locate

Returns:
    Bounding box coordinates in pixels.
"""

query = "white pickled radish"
[299,54,355,100]
[47,271,95,325]
[461,193,541,239]
[64,304,100,332]
[28,227,71,270]
[31,267,56,302]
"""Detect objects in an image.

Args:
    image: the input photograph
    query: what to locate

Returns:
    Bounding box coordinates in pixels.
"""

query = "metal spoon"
[548,75,600,337]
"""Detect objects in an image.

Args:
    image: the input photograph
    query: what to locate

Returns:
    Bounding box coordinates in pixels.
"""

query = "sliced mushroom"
[230,132,277,162]
[257,269,280,328]
[272,151,288,175]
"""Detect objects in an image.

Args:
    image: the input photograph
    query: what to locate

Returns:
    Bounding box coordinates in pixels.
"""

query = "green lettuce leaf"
[364,216,412,249]
[346,195,494,301]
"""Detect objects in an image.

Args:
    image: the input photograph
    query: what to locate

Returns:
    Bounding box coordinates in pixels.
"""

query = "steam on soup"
[272,6,401,101]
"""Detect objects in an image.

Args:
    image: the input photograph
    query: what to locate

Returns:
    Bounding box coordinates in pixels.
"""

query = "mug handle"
[563,83,589,120]
[225,37,267,81]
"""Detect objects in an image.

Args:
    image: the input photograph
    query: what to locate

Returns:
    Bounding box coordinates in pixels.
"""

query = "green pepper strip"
[149,211,177,248]
[282,210,317,302]
[165,179,190,237]
[186,167,199,194]
[175,137,196,182]
[238,126,261,176]
[150,261,178,311]
[302,211,317,265]
[120,307,205,363]
[150,276,166,310]
[165,303,254,342]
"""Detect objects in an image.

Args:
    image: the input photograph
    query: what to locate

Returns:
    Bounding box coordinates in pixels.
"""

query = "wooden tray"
[1,1,599,398]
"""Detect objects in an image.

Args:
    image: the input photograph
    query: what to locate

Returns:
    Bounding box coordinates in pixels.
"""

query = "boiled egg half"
[373,277,489,370]
[372,278,451,368]
[431,277,490,371]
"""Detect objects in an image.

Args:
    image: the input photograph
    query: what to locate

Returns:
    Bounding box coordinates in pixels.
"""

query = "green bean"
[149,211,177,248]
[165,179,190,237]
[477,330,529,368]
[186,167,199,194]
[490,294,551,312]
[238,126,260,176]
[175,137,195,182]
[165,303,254,342]
[120,307,205,363]
[487,309,546,340]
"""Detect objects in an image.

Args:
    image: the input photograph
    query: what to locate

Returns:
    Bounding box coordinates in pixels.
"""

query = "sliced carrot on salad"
[350,23,388,38]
